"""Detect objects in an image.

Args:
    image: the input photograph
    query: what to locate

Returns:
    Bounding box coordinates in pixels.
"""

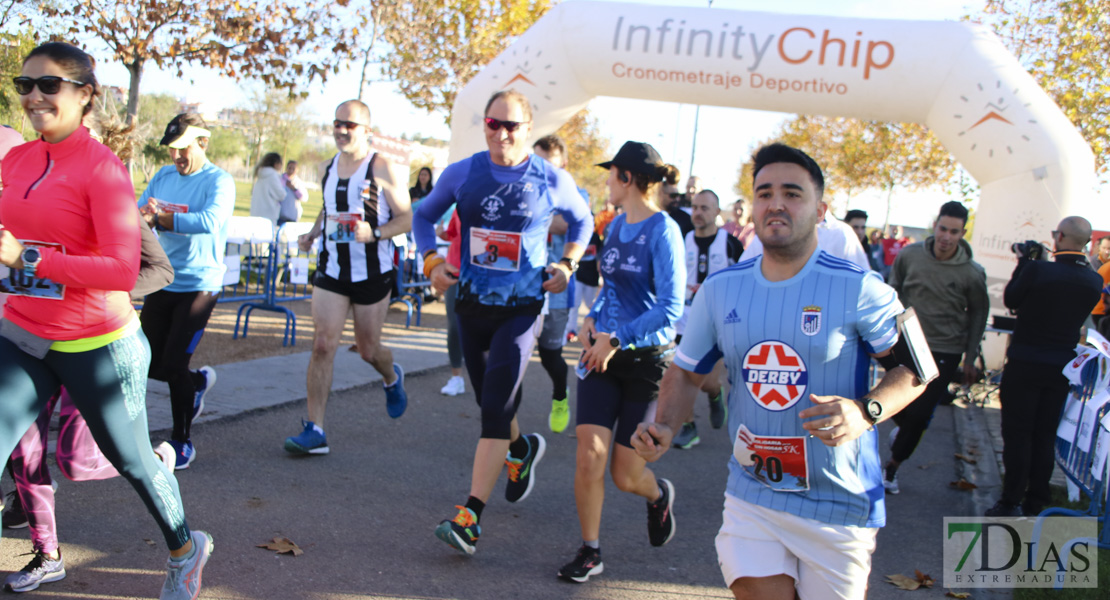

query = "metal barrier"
[219,216,275,304]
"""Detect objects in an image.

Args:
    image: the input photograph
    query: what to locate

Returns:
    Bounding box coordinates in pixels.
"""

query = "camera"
[1011,240,1048,261]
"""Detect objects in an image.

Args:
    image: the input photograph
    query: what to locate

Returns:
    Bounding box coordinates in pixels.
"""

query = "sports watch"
[20,247,41,277]
[609,335,621,349]
[559,257,579,273]
[372,228,383,241]
[860,397,882,426]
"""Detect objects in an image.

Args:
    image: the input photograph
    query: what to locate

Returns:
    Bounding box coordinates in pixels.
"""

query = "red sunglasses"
[484,117,528,132]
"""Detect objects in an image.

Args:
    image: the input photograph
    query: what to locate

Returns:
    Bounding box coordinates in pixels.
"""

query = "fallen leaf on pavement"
[954,453,978,464]
[949,478,978,491]
[143,539,156,547]
[886,574,920,590]
[945,591,971,598]
[257,537,303,556]
[915,569,935,588]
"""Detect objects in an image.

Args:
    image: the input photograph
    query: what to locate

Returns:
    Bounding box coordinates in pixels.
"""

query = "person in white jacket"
[250,152,285,227]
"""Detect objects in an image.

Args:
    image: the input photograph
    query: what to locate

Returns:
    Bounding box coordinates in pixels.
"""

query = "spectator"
[409,166,434,207]
[844,209,880,271]
[880,225,909,279]
[988,217,1102,517]
[278,160,307,225]
[250,152,284,228]
[1092,235,1110,270]
[658,166,693,237]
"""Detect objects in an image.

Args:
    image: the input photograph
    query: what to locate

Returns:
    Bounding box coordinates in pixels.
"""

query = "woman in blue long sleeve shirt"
[558,141,686,583]
[411,90,593,557]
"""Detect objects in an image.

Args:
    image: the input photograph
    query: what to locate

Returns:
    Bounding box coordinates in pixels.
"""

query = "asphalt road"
[0,358,1000,599]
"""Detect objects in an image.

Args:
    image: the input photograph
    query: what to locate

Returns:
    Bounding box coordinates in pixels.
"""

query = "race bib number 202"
[0,241,65,300]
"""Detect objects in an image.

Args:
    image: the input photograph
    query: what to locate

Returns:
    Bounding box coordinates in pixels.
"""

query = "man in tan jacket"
[884,201,989,494]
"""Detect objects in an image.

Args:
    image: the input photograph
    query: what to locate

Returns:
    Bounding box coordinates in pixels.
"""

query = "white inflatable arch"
[448,1,1095,300]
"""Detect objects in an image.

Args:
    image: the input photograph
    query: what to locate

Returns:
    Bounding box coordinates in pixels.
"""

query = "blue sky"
[94,0,982,228]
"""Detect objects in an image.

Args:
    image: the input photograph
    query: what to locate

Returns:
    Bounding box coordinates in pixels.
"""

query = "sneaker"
[3,491,27,529]
[566,331,578,344]
[558,545,604,583]
[672,422,700,449]
[434,506,480,556]
[160,530,213,600]
[505,433,547,503]
[192,366,216,423]
[153,441,177,472]
[888,425,900,451]
[708,387,727,430]
[549,391,570,434]
[647,478,676,547]
[167,440,196,470]
[440,375,465,396]
[284,420,329,455]
[883,475,900,495]
[384,363,408,418]
[985,501,1024,517]
[4,550,65,592]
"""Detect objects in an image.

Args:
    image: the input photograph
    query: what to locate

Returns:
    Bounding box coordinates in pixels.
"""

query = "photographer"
[987,216,1102,517]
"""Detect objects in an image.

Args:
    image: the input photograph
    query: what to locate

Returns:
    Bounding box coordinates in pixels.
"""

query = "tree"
[735,116,957,228]
[382,0,553,121]
[132,93,183,182]
[239,87,310,169]
[33,0,375,128]
[0,29,36,133]
[973,0,1110,177]
[554,109,611,209]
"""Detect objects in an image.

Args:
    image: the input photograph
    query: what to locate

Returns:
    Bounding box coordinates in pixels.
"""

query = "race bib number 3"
[470,227,522,272]
[0,241,65,300]
[733,424,809,492]
[325,212,363,244]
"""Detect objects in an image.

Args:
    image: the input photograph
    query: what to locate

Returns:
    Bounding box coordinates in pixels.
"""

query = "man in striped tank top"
[633,143,927,600]
[285,99,413,456]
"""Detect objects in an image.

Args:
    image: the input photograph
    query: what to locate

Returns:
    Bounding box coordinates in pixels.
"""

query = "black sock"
[508,435,530,459]
[465,496,485,522]
[885,462,900,480]
[538,346,568,398]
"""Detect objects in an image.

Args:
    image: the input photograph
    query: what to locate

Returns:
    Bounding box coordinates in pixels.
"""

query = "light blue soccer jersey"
[674,249,902,527]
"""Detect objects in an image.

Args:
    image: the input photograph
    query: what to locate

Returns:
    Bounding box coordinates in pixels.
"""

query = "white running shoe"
[883,475,900,495]
[161,531,212,600]
[440,376,465,396]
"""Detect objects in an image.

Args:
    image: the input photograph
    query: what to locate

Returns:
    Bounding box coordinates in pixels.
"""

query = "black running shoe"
[646,478,676,547]
[505,433,546,503]
[558,545,604,583]
[985,501,1023,517]
[3,491,28,529]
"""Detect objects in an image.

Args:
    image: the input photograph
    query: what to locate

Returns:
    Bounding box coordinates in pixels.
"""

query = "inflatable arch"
[448,1,1095,303]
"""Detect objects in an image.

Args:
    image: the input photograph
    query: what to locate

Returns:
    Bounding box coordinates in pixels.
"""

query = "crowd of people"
[0,38,1102,600]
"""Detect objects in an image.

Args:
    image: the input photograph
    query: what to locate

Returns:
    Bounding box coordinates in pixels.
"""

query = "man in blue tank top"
[632,144,926,600]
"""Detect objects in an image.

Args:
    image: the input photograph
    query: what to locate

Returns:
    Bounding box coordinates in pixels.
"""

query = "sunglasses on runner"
[333,119,368,130]
[12,76,86,95]
[484,117,528,132]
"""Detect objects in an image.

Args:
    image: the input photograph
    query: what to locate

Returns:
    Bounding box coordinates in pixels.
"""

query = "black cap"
[597,141,665,181]
[159,114,211,148]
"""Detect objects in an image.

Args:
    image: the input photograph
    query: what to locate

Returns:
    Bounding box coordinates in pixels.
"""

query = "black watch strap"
[560,257,579,272]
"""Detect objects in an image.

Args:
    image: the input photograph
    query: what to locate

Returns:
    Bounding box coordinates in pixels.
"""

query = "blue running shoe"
[192,366,216,423]
[285,420,329,455]
[167,440,196,470]
[384,363,407,419]
[434,506,480,556]
[160,530,213,600]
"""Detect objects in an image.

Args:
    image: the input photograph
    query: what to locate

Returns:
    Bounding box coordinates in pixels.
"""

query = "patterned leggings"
[0,329,190,551]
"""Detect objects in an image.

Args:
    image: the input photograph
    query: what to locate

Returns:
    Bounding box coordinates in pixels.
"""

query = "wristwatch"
[609,335,621,349]
[372,228,383,241]
[860,397,882,426]
[559,257,579,273]
[20,247,41,277]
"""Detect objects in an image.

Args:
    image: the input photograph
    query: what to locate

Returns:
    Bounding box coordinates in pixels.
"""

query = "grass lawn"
[133,178,323,224]
[1012,485,1108,600]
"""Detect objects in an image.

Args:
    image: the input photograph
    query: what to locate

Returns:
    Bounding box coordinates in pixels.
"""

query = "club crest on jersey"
[742,341,808,411]
[480,196,504,221]
[800,305,822,336]
[601,248,620,274]
[359,181,371,201]
[636,234,647,245]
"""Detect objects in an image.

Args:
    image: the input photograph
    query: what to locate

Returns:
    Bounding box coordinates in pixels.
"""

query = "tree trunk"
[882,182,895,231]
[125,60,144,173]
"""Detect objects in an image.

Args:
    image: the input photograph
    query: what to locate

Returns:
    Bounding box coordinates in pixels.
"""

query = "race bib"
[0,241,65,300]
[325,212,363,244]
[733,424,809,492]
[469,227,522,272]
[156,200,189,213]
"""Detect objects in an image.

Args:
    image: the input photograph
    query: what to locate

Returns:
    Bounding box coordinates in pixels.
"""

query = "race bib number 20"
[733,424,809,492]
[0,241,65,300]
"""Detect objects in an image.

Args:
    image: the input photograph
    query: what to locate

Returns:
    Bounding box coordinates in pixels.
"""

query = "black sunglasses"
[333,119,368,130]
[13,76,86,95]
[484,117,528,132]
